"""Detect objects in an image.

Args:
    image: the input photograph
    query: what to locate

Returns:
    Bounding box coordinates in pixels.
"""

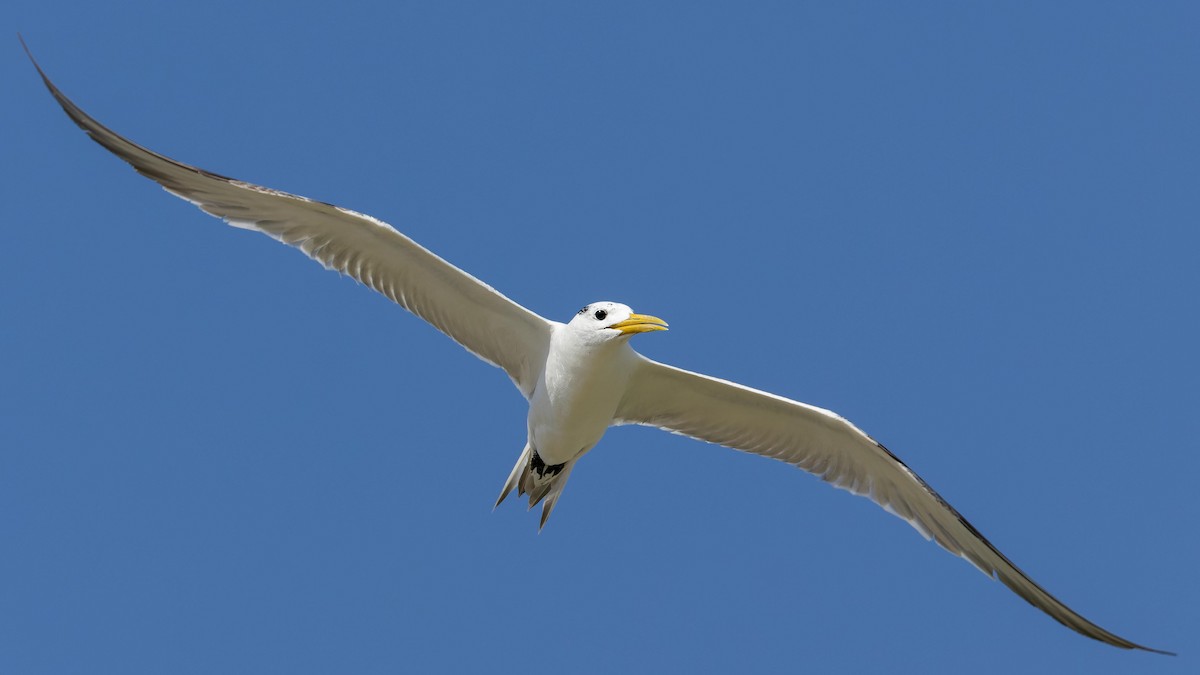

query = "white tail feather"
[494,444,576,530]
[494,443,533,509]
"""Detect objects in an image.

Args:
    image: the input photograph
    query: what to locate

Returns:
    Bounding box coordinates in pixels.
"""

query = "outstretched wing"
[615,355,1169,654]
[27,42,552,398]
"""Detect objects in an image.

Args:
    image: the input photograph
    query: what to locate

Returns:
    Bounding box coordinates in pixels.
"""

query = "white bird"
[24,40,1170,655]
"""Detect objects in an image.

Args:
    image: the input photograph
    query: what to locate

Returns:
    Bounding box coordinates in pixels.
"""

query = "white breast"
[527,326,638,465]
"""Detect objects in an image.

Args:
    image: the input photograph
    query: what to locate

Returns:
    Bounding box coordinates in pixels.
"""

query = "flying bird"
[23,40,1170,655]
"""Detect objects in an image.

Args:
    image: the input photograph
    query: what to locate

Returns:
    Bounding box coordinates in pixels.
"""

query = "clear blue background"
[4,2,1195,673]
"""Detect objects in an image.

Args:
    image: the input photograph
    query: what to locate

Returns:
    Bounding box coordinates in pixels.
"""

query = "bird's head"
[569,301,668,339]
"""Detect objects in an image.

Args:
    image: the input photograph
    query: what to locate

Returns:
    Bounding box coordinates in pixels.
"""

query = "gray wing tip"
[1122,642,1175,656]
[1141,645,1177,657]
[872,438,1174,655]
[21,39,243,186]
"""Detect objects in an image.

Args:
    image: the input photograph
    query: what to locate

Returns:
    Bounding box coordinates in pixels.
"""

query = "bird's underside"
[494,444,575,530]
[22,38,1170,655]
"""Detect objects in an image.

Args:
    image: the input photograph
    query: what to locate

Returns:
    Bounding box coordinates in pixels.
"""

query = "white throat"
[526,325,638,465]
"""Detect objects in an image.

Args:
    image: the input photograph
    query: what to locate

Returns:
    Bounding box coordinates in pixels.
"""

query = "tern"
[23,40,1170,655]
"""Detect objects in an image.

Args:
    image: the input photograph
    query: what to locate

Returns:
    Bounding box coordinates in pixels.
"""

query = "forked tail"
[494,443,576,530]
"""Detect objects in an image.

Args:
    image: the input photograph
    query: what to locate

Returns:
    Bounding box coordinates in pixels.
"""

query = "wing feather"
[615,355,1169,654]
[27,46,551,397]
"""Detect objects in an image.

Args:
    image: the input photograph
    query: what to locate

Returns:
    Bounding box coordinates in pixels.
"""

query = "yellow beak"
[608,313,669,335]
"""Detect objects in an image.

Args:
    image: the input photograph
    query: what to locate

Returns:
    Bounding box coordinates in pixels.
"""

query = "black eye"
[594,309,608,321]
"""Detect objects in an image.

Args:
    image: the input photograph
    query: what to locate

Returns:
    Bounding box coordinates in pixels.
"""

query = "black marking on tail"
[530,449,565,479]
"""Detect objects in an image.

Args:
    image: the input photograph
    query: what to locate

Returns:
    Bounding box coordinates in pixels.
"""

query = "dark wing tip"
[21,36,148,161]
[1133,643,1177,657]
[869,438,1173,655]
[21,37,256,200]
[20,34,63,104]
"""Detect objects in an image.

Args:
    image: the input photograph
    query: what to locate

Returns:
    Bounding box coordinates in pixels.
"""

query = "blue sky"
[4,2,1196,673]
